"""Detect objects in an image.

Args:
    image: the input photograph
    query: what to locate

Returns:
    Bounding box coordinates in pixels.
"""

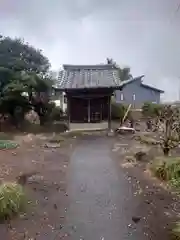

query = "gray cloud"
[0,0,180,100]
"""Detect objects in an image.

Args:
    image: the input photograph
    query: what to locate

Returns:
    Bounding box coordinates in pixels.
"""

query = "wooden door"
[90,99,101,122]
[70,97,88,123]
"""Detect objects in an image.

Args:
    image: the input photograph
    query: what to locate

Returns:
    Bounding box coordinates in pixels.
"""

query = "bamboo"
[121,104,132,125]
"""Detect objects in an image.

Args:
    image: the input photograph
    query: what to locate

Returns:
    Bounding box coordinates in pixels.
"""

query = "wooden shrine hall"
[57,64,123,130]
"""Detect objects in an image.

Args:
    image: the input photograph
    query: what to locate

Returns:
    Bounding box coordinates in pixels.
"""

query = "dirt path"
[63,136,175,239]
[0,134,177,239]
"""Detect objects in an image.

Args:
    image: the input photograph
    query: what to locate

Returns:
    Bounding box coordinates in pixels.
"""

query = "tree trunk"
[39,116,46,126]
[0,114,5,131]
[163,147,170,156]
[28,91,33,103]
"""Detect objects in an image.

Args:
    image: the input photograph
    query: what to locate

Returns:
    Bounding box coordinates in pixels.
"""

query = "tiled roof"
[141,83,164,93]
[118,77,142,87]
[63,64,116,70]
[119,75,164,93]
[56,64,122,90]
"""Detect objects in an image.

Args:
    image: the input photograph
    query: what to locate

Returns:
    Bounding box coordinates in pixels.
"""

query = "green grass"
[151,157,180,239]
[0,140,18,150]
[151,157,180,188]
[0,182,27,221]
[172,222,180,239]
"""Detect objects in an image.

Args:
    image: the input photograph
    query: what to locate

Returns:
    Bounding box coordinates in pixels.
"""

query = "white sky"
[1,0,180,101]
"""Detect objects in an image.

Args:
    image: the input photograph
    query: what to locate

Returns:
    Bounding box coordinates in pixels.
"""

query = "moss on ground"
[0,140,18,150]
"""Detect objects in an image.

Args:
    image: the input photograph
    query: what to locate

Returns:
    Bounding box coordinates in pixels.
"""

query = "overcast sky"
[0,0,180,101]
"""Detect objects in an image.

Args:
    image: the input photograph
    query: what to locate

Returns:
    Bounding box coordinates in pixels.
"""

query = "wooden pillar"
[100,102,102,122]
[67,96,71,130]
[108,95,112,130]
[88,99,90,123]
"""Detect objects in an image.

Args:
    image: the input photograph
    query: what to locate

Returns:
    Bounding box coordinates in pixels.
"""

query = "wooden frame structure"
[56,64,123,130]
[66,88,113,129]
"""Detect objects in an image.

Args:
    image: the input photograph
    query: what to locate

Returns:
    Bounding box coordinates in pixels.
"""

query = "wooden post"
[67,96,70,130]
[108,95,111,130]
[88,99,90,123]
[100,102,102,122]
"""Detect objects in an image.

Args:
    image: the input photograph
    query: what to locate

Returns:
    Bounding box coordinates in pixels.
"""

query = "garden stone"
[44,143,61,148]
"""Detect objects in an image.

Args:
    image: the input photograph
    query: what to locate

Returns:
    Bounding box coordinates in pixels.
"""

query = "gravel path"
[63,135,176,239]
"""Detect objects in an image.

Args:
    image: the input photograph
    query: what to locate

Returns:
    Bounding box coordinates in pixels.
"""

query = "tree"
[106,58,114,65]
[0,36,50,74]
[0,36,52,127]
[20,71,54,125]
[0,67,31,127]
[106,58,133,81]
[142,102,163,131]
[157,105,180,156]
[118,67,132,81]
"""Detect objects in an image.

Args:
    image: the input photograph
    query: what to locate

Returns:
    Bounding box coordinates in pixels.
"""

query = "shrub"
[111,102,130,122]
[33,101,64,124]
[50,106,63,121]
[142,102,163,131]
[151,158,167,180]
[0,182,26,220]
[151,157,180,185]
[142,102,163,118]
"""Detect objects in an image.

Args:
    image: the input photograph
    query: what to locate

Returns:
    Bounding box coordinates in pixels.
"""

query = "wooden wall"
[69,96,109,123]
[66,89,113,123]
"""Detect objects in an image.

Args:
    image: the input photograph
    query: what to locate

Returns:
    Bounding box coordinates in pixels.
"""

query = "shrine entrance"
[69,96,108,123]
[66,89,112,128]
[56,64,123,130]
